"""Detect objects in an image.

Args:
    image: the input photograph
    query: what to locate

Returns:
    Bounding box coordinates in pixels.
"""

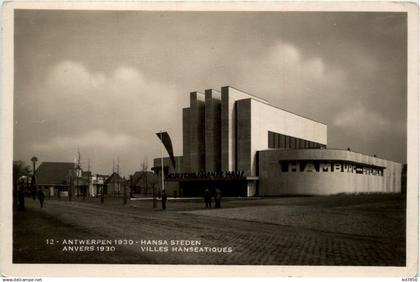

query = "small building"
[130,171,159,197]
[72,170,91,198]
[105,172,125,196]
[90,174,108,197]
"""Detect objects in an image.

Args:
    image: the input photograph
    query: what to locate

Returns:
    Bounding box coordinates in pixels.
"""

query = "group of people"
[204,188,222,208]
[160,188,222,211]
[22,188,223,211]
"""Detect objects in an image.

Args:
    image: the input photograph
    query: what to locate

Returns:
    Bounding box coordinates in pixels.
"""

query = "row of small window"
[268,131,326,149]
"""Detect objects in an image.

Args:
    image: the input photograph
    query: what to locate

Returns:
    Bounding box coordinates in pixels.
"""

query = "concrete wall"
[189,92,206,173]
[182,108,191,173]
[258,149,402,196]
[205,89,222,172]
[221,86,267,171]
[237,98,327,176]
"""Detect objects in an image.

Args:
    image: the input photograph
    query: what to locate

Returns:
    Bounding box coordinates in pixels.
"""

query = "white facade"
[237,97,327,176]
[163,86,403,197]
[221,87,268,172]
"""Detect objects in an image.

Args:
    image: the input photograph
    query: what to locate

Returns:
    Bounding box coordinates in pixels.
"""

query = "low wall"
[258,149,402,196]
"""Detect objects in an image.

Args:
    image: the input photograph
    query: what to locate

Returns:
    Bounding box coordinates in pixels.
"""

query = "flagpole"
[160,131,165,192]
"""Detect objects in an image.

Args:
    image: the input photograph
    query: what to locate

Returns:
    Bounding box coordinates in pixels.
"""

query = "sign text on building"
[167,170,245,180]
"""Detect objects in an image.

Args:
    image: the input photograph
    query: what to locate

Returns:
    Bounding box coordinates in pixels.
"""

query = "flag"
[156,131,176,168]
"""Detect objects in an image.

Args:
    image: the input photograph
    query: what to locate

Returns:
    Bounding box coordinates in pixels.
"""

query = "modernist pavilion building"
[153,86,402,197]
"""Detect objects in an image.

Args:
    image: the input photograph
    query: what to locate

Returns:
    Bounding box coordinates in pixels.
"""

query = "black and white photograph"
[1,1,418,278]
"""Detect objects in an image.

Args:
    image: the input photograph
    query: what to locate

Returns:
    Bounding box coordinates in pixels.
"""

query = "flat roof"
[223,85,269,103]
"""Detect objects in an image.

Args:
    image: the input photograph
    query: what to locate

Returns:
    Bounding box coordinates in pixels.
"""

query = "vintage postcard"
[0,0,418,278]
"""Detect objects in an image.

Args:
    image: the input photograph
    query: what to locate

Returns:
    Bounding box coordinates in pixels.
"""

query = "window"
[268,131,277,148]
[274,133,280,148]
[298,139,304,149]
[284,136,289,148]
[290,137,296,149]
[267,131,321,150]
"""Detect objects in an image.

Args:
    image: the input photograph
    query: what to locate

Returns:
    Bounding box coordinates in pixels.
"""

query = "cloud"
[45,61,158,100]
[333,105,391,131]
[41,60,182,135]
[327,103,405,162]
[227,41,350,123]
[16,60,185,173]
[47,60,100,90]
[329,104,397,156]
[267,42,347,94]
[269,43,327,79]
[114,66,144,82]
[13,12,406,171]
[231,41,404,162]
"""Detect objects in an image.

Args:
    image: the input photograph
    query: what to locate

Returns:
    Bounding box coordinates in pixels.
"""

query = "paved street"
[13,194,406,265]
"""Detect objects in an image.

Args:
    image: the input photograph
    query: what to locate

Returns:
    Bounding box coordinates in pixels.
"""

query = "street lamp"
[30,156,38,200]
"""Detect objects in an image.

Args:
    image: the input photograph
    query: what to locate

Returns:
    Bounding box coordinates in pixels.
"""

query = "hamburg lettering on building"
[279,161,385,176]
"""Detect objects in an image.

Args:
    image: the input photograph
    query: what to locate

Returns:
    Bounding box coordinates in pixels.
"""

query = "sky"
[14,11,407,176]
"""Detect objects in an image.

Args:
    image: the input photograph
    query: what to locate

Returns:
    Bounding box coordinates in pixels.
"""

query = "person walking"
[37,189,45,208]
[161,190,167,210]
[204,188,212,208]
[214,188,222,208]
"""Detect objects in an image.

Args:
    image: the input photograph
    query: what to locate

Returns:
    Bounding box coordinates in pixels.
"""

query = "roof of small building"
[36,162,75,186]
